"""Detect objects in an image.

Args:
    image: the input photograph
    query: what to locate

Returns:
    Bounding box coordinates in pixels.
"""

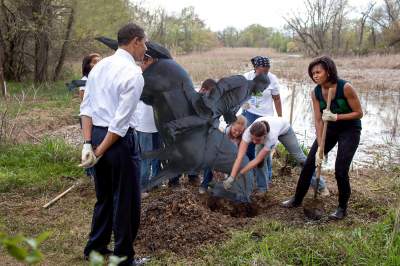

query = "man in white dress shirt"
[79,23,147,265]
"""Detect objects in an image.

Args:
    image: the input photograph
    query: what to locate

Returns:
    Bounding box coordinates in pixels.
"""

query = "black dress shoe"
[281,197,301,208]
[328,207,347,220]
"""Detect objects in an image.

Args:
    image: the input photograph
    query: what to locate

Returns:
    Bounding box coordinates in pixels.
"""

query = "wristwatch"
[83,140,92,144]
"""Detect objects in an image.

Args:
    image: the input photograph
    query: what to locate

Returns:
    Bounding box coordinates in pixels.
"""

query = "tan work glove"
[322,109,337,122]
[223,175,235,190]
[79,144,101,168]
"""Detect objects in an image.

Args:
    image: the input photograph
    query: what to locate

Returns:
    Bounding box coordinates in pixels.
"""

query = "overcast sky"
[141,0,381,31]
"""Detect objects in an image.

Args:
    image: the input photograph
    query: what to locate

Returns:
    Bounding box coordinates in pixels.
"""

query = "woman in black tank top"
[282,56,363,220]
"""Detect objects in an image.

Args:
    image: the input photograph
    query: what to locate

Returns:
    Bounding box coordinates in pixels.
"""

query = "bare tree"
[284,0,349,55]
[0,14,6,97]
[358,2,376,52]
[53,4,75,81]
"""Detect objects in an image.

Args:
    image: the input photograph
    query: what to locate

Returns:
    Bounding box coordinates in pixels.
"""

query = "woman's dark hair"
[250,121,270,137]
[117,23,145,46]
[308,55,338,84]
[82,53,100,77]
[201,79,217,91]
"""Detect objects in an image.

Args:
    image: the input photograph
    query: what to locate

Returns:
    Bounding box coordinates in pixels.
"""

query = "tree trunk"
[53,6,75,81]
[32,0,50,83]
[0,18,6,97]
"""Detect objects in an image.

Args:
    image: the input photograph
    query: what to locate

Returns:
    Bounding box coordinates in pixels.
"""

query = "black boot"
[281,197,301,208]
[328,207,347,220]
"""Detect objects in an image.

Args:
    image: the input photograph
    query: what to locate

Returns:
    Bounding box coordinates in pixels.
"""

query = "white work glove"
[315,146,325,167]
[223,175,235,190]
[322,109,337,122]
[242,102,251,110]
[79,144,101,168]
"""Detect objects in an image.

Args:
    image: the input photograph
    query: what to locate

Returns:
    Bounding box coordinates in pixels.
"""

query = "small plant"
[89,251,126,266]
[0,231,51,265]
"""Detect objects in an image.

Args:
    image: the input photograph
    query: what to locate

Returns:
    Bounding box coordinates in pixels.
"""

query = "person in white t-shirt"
[136,100,161,190]
[79,53,101,101]
[224,116,328,195]
[242,56,282,185]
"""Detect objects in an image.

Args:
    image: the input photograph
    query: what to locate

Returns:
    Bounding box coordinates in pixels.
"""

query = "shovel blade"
[303,198,325,220]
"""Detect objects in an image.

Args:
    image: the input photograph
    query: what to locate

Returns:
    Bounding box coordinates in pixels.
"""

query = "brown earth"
[0,165,397,265]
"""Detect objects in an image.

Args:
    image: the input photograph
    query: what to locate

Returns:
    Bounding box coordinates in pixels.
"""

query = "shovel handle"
[43,183,77,209]
[314,87,333,199]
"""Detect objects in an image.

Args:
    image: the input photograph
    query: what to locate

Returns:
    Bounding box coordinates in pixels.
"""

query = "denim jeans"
[137,131,161,190]
[200,168,213,188]
[255,126,326,192]
[254,145,271,192]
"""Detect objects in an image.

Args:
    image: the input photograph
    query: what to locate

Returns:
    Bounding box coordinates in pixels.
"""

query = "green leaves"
[0,231,51,265]
[89,251,126,266]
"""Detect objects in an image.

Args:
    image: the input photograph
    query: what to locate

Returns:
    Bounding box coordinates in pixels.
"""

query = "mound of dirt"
[136,186,250,256]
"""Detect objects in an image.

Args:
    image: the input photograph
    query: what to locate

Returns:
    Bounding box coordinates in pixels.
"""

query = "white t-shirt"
[79,76,87,91]
[242,116,290,150]
[242,71,280,116]
[135,101,158,133]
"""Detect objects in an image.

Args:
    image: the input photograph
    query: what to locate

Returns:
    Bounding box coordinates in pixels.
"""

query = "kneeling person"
[225,116,328,195]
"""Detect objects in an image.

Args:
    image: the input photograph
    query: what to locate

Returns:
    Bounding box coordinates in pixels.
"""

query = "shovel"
[303,87,333,220]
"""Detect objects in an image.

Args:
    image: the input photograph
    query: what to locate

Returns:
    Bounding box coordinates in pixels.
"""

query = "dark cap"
[145,41,172,59]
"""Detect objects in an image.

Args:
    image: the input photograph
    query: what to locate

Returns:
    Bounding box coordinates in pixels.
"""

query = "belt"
[93,125,136,134]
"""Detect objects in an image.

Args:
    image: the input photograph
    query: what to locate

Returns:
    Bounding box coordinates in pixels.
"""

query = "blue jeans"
[200,168,213,188]
[138,131,161,190]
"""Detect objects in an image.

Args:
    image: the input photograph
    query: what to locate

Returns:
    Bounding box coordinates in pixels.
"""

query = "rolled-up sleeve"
[269,74,280,96]
[242,128,251,144]
[108,72,144,137]
[80,78,92,117]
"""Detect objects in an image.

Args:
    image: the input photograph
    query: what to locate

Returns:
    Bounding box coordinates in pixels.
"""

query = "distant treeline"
[0,0,399,83]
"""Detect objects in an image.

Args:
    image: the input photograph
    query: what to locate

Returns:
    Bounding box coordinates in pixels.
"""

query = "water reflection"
[280,82,400,168]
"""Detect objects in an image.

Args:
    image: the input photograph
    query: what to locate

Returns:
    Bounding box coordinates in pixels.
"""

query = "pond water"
[279,81,400,168]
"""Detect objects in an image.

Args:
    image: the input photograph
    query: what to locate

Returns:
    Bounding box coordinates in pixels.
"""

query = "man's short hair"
[117,23,145,46]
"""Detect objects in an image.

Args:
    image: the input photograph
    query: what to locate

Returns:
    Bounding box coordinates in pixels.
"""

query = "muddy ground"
[0,163,397,265]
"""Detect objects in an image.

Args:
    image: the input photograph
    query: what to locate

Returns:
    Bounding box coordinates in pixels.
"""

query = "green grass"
[275,142,309,167]
[1,81,79,117]
[186,212,400,266]
[0,138,83,192]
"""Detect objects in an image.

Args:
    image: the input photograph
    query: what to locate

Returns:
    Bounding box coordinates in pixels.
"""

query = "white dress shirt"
[135,101,158,133]
[79,76,87,91]
[242,71,280,116]
[80,48,144,137]
[242,116,290,150]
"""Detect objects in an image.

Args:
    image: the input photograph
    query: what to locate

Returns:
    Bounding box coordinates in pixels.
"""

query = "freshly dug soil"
[136,185,250,256]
